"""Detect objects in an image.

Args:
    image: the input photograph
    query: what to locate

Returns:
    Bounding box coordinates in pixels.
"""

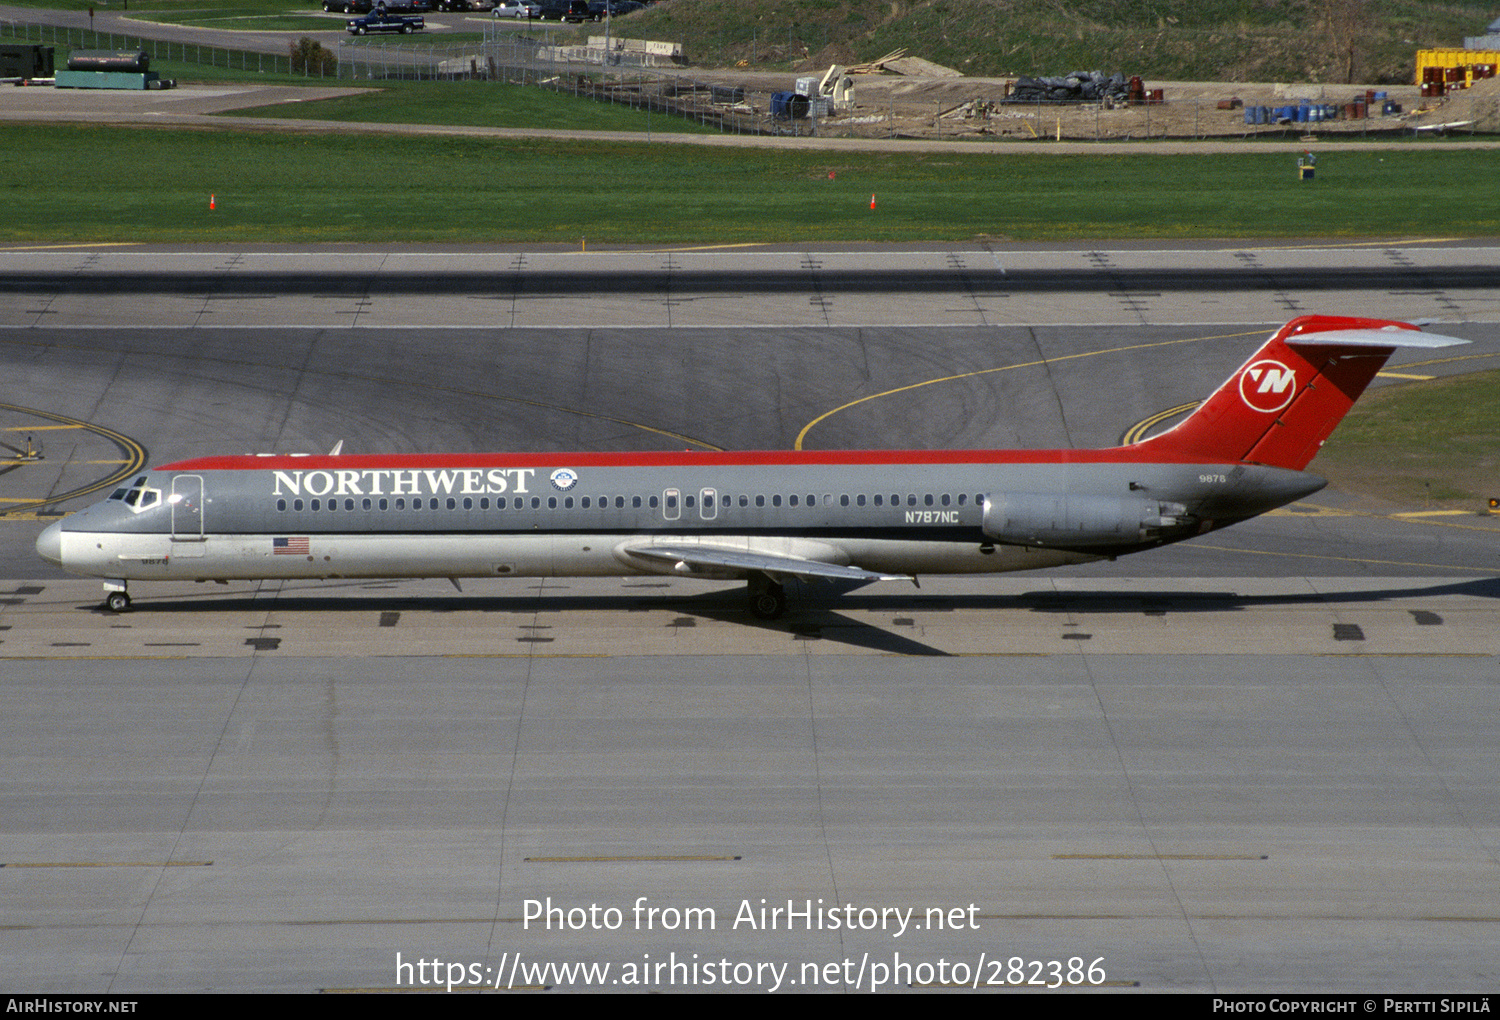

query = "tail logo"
[1240,360,1297,413]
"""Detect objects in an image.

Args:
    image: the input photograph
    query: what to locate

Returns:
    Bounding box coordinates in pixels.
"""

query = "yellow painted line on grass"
[1377,371,1436,380]
[645,243,771,252]
[0,243,138,251]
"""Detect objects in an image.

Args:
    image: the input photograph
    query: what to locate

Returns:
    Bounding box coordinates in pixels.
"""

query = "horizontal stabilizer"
[1285,327,1468,349]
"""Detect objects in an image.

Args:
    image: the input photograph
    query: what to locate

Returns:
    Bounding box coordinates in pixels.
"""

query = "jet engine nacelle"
[982,492,1190,547]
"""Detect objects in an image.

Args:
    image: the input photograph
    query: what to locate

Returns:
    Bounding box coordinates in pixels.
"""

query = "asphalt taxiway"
[1,243,1497,993]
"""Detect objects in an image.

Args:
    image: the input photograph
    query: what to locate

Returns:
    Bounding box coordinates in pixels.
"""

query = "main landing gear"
[748,577,786,620]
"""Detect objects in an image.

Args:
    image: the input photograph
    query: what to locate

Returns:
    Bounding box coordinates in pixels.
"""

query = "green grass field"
[5,123,1499,245]
[222,80,720,133]
[1314,369,1500,507]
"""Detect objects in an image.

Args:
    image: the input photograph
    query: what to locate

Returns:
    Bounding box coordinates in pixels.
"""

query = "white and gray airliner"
[36,316,1464,618]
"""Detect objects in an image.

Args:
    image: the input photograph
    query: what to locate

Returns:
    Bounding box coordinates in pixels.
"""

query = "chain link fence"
[0,19,302,76]
[6,18,1494,140]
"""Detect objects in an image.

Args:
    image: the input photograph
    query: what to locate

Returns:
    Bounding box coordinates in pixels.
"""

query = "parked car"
[587,0,642,17]
[347,9,426,33]
[323,1,374,12]
[534,0,589,21]
[493,0,540,16]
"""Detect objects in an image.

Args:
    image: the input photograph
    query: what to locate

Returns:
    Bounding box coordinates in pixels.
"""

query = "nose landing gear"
[103,581,130,613]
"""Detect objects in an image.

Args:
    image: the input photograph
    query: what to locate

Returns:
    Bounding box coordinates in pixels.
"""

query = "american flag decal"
[273,537,310,555]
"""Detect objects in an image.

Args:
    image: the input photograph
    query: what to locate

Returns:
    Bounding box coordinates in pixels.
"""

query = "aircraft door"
[663,488,680,521]
[170,475,205,546]
[700,488,717,520]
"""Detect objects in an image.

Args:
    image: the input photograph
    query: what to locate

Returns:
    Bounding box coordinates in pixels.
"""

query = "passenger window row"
[270,492,984,513]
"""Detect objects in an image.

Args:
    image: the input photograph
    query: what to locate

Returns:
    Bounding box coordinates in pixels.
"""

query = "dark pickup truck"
[346,10,425,33]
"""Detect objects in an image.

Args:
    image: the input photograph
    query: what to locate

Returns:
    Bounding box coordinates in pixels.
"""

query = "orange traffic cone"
[210,194,216,211]
[870,194,876,210]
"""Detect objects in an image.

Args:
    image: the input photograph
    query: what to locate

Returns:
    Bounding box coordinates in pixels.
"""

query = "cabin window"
[463,497,473,510]
[739,495,748,507]
[629,496,638,509]
[480,498,488,510]
[957,494,967,506]
[856,494,865,507]
[907,494,917,506]
[648,495,658,509]
[772,495,781,507]
[277,499,287,512]
[581,497,591,509]
[380,498,389,511]
[789,495,799,507]
[924,494,934,507]
[839,494,849,507]
[310,499,321,511]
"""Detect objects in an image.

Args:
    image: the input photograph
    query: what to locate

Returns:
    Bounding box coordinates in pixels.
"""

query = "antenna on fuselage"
[328,440,344,456]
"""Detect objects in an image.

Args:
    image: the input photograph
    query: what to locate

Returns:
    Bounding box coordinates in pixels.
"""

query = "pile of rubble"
[1004,70,1132,103]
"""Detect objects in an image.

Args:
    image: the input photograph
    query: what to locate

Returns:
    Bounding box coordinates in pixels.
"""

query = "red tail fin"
[1134,316,1466,471]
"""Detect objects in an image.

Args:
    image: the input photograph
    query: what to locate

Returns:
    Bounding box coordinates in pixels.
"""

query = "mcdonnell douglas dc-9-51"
[36,316,1464,619]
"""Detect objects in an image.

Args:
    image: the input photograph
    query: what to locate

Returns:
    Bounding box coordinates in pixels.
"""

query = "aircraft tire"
[105,591,131,613]
[749,583,786,620]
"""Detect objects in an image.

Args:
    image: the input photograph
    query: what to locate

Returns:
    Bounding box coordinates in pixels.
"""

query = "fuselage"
[37,449,1323,584]
[36,315,1464,615]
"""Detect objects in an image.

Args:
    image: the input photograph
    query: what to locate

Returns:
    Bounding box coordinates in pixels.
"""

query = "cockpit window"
[120,482,163,513]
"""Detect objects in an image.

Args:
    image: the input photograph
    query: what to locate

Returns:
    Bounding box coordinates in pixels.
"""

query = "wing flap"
[622,542,912,584]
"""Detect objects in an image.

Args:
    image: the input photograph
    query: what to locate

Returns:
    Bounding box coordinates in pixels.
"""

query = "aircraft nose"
[35,520,63,567]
